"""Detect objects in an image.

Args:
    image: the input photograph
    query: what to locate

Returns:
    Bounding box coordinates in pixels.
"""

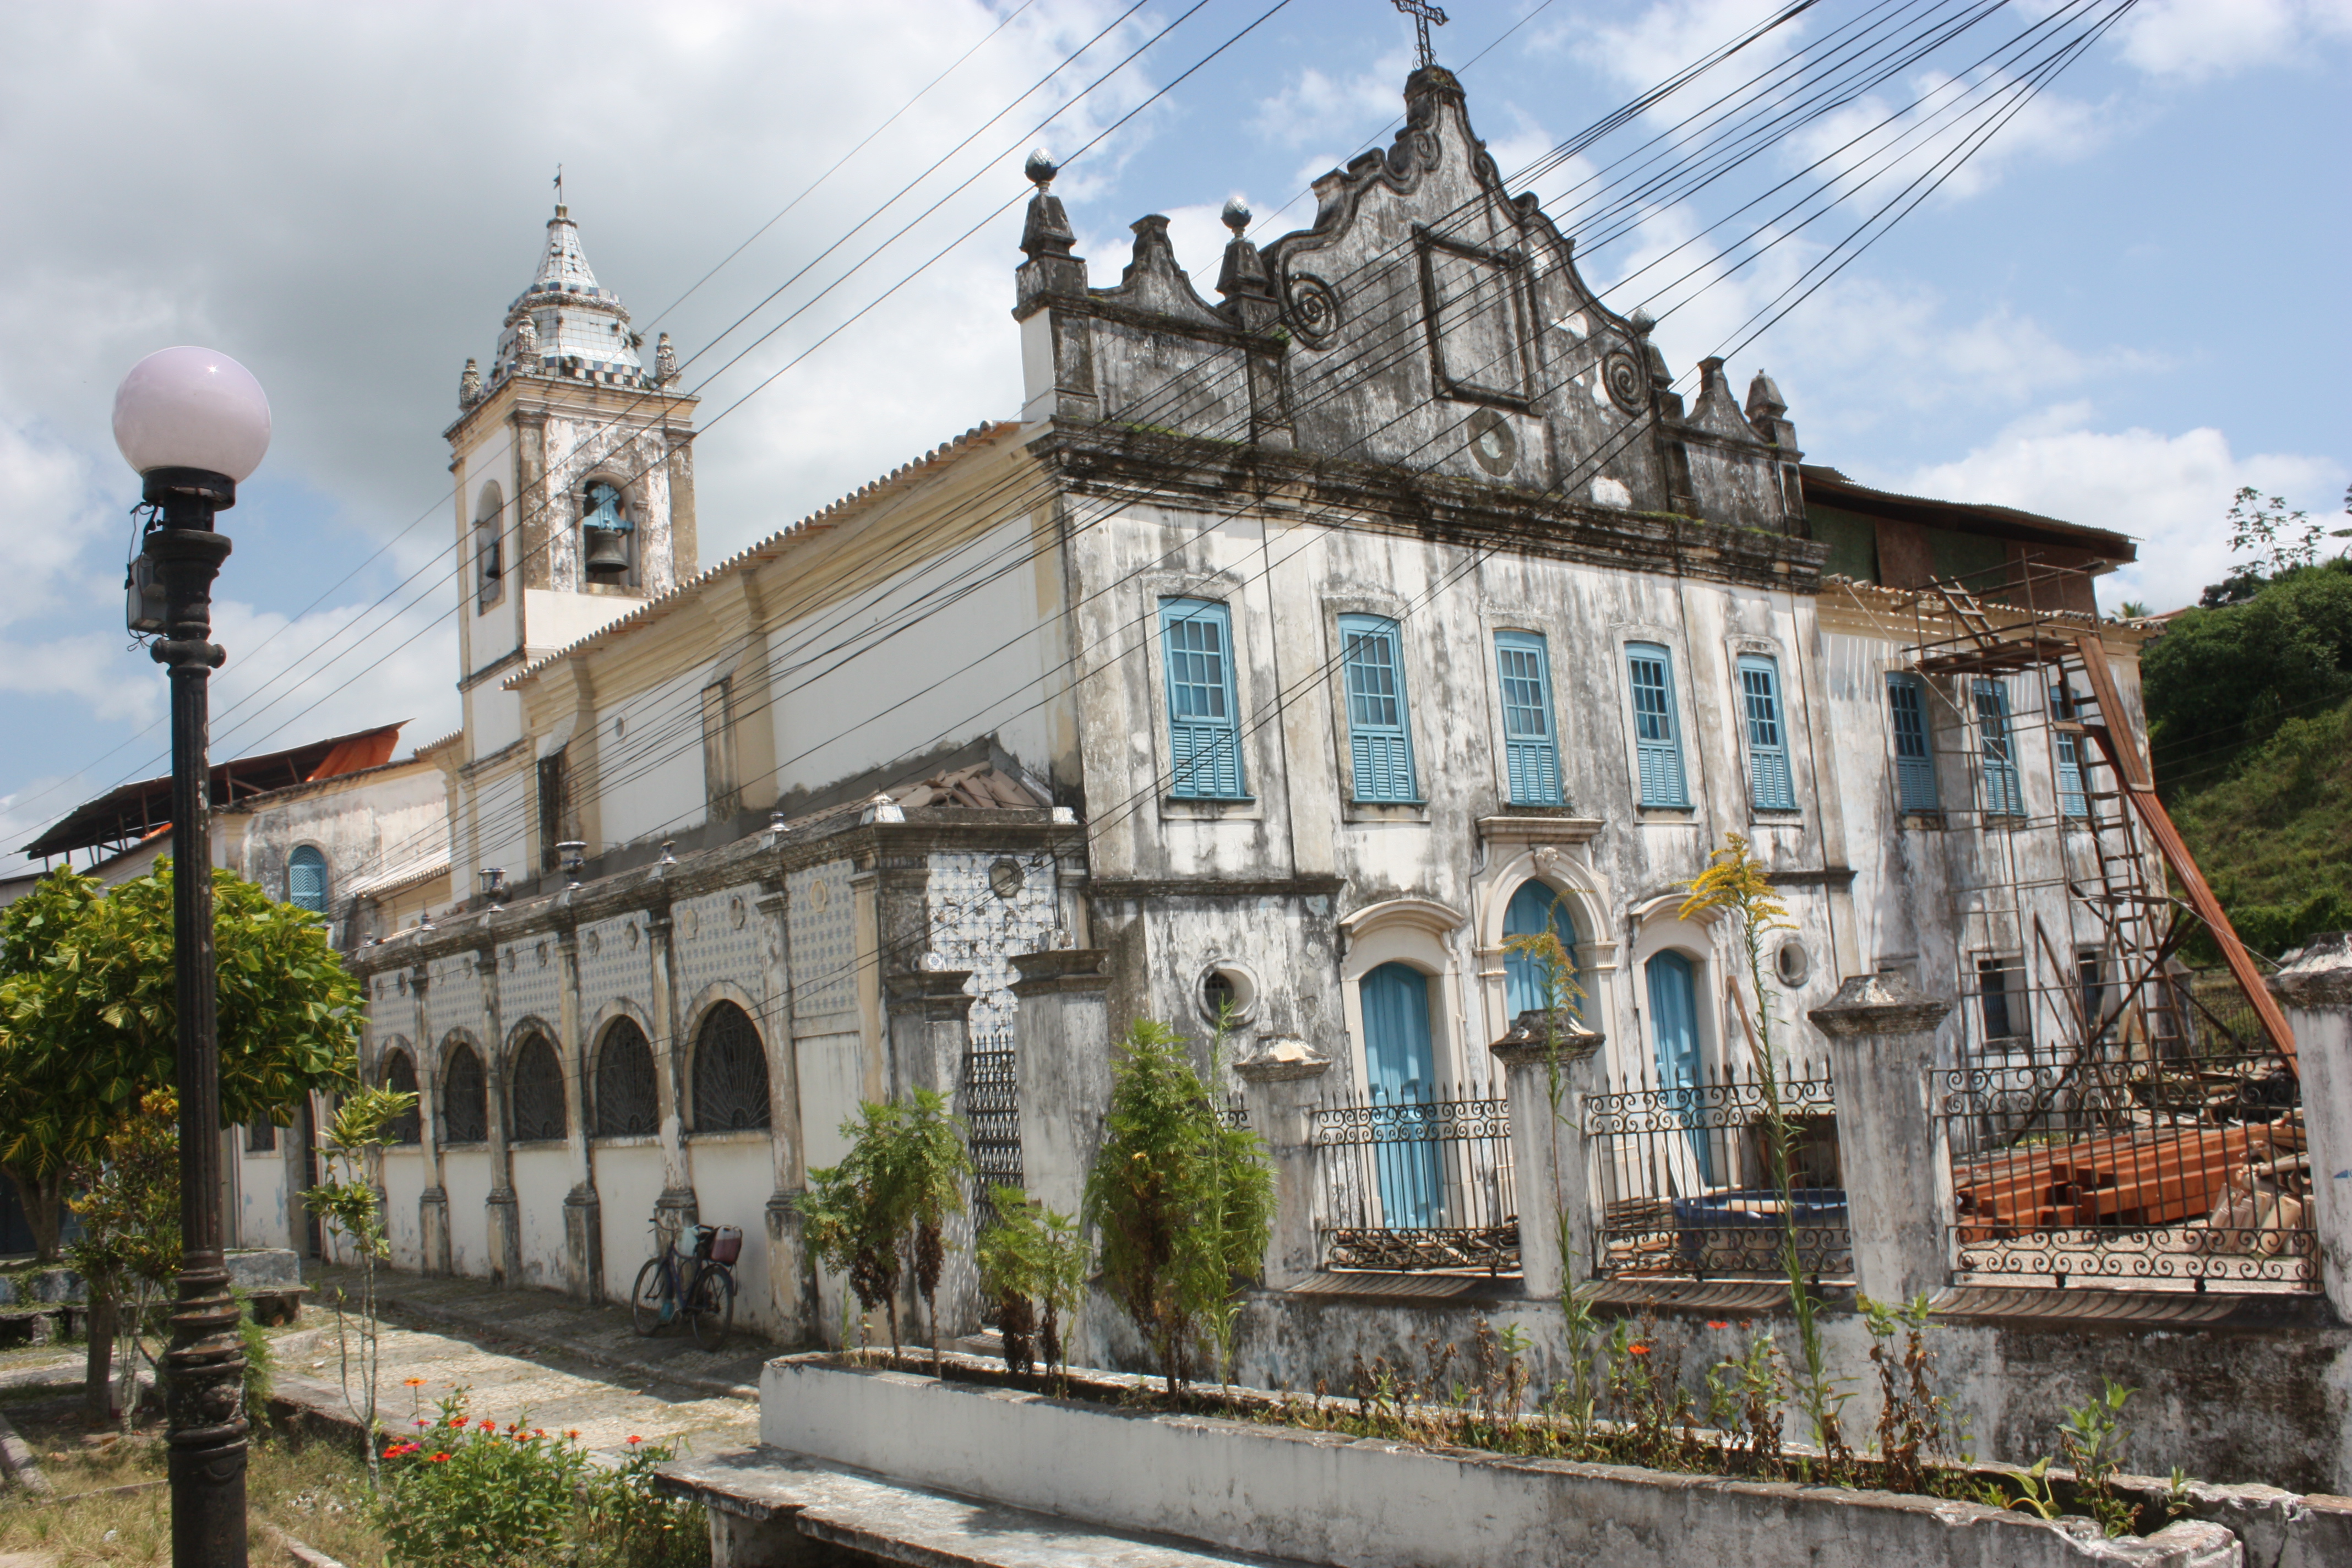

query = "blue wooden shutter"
[1626,643,1688,806]
[1886,674,1939,811]
[1494,630,1561,805]
[1160,598,1245,798]
[1341,614,1417,802]
[2050,684,2086,818]
[287,846,328,914]
[1737,655,1796,810]
[1974,678,2023,815]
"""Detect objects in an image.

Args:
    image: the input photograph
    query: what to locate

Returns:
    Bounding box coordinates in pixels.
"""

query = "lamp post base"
[164,1251,249,1566]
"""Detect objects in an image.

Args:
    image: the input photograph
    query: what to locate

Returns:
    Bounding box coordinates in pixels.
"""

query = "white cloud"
[1250,54,1412,149]
[1893,410,2348,614]
[2116,0,2352,80]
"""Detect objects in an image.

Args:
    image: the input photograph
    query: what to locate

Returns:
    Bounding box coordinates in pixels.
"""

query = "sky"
[1,0,2345,868]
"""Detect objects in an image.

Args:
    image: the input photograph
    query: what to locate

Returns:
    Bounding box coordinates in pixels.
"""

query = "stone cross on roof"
[1392,0,1447,68]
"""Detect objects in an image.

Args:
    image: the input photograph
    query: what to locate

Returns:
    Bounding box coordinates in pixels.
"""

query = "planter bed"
[757,1351,2245,1567]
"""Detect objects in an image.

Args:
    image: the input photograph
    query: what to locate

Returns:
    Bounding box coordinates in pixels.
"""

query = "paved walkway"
[296,1262,767,1461]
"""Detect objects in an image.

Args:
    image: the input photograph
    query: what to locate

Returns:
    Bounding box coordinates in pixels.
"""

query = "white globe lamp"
[112,345,271,519]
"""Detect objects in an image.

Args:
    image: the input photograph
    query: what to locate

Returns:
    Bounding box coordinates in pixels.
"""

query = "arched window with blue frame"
[1501,880,1580,1021]
[287,846,329,916]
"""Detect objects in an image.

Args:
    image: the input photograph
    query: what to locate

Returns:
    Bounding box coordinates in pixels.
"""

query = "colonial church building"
[219,66,2153,1339]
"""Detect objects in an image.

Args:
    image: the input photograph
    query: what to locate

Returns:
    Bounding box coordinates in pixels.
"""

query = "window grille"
[442,1043,488,1144]
[509,1032,567,1142]
[1886,673,1938,811]
[594,1018,660,1137]
[246,1115,277,1153]
[692,1003,771,1131]
[1340,614,1417,802]
[1737,655,1797,810]
[287,846,328,914]
[1625,643,1688,805]
[1494,631,1561,805]
[382,1051,422,1144]
[1159,598,1246,798]
[1973,677,2024,815]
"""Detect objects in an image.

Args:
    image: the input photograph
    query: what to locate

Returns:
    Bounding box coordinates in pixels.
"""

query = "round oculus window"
[1776,939,1811,988]
[1468,407,1517,476]
[1197,963,1258,1027]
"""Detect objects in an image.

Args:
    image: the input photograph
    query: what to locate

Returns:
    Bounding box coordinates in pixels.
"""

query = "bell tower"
[442,199,698,896]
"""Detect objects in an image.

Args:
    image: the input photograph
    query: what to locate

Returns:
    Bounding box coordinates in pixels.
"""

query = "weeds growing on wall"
[975,1184,1090,1382]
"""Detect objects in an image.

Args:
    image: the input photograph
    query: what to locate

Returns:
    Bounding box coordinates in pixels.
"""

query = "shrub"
[974,1184,1090,1379]
[800,1087,971,1362]
[1083,1019,1273,1395]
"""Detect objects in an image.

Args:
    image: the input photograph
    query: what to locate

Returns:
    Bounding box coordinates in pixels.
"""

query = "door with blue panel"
[1646,951,1714,1185]
[1502,881,1580,1022]
[1359,961,1442,1227]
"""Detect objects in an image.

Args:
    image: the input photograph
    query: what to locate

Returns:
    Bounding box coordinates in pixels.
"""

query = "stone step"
[657,1445,1306,1568]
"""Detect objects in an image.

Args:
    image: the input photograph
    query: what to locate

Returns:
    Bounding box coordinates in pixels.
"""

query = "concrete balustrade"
[1490,1009,1607,1298]
[2268,930,2352,1321]
[1808,971,1956,1306]
[1235,1043,1333,1289]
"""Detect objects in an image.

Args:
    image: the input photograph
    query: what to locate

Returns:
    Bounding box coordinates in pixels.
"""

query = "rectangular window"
[1973,678,2023,816]
[1978,955,2024,1043]
[1494,630,1561,805]
[1625,643,1689,807]
[536,747,570,873]
[1340,613,1418,803]
[1159,598,1246,799]
[1886,673,1938,812]
[1737,655,1797,810]
[2050,684,2087,819]
[700,678,739,820]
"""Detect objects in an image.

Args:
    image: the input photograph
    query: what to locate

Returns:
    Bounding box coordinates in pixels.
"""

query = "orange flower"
[564,1429,580,1440]
[402,1377,427,1387]
[1627,1343,1651,1355]
[627,1435,643,1445]
[1706,1321,1732,1331]
[428,1453,451,1463]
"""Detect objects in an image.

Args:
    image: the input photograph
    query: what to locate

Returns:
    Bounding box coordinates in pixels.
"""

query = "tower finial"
[553,162,565,217]
[1392,0,1447,69]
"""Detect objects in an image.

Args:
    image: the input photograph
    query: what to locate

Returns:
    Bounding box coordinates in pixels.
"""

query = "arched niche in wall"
[440,1038,488,1145]
[378,1046,422,1144]
[508,1026,568,1143]
[690,1000,770,1133]
[592,1015,660,1138]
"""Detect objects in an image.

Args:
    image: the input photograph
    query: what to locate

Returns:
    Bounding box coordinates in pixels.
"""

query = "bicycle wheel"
[629,1258,669,1337]
[688,1266,735,1350]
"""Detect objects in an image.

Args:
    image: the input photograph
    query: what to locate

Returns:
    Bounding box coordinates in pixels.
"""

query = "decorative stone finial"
[1746,369,1787,420]
[2271,929,2352,1009]
[1024,148,1058,188]
[1019,164,1077,263]
[655,331,678,386]
[1628,308,1656,338]
[1217,199,1275,321]
[513,312,539,372]
[1221,197,1251,232]
[459,357,482,407]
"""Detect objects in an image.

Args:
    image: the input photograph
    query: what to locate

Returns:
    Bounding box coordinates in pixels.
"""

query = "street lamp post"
[115,346,273,1568]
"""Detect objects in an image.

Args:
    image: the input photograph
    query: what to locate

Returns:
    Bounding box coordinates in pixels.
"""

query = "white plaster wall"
[468,685,526,760]
[794,1030,868,1175]
[382,1149,427,1272]
[591,1141,666,1301]
[765,516,1062,798]
[592,666,712,850]
[685,1135,775,1329]
[442,1150,493,1277]
[524,588,644,655]
[235,1144,288,1252]
[510,1146,573,1291]
[237,765,449,940]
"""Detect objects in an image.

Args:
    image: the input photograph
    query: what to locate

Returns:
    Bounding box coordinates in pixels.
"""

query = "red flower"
[382,1442,421,1457]
[533,1429,546,1439]
[428,1453,451,1463]
[1706,1321,1732,1330]
[479,1418,498,1430]
[627,1435,642,1445]
[1628,1344,1651,1355]
[564,1430,580,1440]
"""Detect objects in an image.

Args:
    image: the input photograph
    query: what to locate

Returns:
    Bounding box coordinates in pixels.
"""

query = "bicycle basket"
[710,1226,744,1265]
[692,1224,718,1259]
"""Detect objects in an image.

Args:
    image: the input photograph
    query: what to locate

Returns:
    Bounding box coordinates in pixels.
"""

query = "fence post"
[2268,931,2352,1320]
[1235,1042,1332,1290]
[1808,972,1954,1306]
[1491,1010,1607,1299]
[1009,950,1112,1225]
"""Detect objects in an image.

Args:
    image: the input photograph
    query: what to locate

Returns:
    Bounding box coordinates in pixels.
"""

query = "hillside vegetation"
[2143,554,2352,959]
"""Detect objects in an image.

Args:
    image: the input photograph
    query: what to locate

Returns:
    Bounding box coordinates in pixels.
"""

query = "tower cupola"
[491,205,653,392]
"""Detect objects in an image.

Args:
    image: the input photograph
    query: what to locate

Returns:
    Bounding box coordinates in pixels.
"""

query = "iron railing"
[1938,1047,2313,1290]
[1585,1063,1851,1282]
[959,1033,1023,1212]
[1313,1086,1517,1275]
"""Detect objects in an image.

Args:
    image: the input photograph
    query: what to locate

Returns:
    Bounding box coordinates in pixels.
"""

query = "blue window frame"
[1625,643,1689,807]
[1159,597,1246,799]
[1886,673,1939,812]
[1341,614,1418,802]
[1737,655,1797,810]
[287,846,328,915]
[2050,684,2087,819]
[1494,630,1562,805]
[1974,677,2023,816]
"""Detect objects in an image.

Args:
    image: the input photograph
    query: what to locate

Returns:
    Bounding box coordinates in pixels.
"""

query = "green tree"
[66,1088,181,1431]
[2142,558,2352,798]
[1084,1020,1273,1397]
[0,869,104,1261]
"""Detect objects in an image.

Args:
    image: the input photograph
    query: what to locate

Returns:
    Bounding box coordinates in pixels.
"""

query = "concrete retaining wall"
[759,1353,2245,1567]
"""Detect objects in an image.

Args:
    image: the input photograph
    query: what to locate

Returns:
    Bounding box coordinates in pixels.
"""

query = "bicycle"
[629,1216,739,1349]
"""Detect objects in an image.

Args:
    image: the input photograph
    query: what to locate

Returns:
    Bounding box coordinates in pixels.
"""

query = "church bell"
[582,525,631,578]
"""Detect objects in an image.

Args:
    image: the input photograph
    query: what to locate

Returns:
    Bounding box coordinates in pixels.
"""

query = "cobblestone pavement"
[297,1262,769,1461]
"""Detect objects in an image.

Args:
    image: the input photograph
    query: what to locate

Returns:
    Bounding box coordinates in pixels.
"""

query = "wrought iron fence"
[1585,1062,1850,1282]
[1937,1047,2313,1290]
[959,1032,1023,1213]
[1312,1086,1517,1275]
